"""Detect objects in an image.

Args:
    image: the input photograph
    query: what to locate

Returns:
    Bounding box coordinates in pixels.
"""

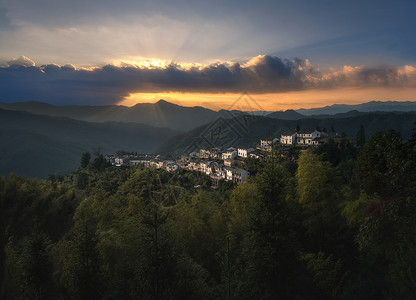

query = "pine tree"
[356,125,366,147]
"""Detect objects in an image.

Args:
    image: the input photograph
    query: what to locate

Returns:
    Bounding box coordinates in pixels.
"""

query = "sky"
[0,0,415,111]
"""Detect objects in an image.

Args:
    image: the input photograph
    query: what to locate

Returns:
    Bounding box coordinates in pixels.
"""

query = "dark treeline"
[1,125,416,299]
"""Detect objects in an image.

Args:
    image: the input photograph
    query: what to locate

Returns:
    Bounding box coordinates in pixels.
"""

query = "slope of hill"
[0,108,178,178]
[157,112,416,155]
[266,109,305,120]
[0,100,221,131]
[296,101,416,115]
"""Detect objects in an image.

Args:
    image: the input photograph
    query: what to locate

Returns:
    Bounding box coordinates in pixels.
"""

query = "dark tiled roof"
[297,130,315,134]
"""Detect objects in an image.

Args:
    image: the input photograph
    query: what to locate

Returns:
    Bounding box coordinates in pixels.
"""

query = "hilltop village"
[106,129,341,186]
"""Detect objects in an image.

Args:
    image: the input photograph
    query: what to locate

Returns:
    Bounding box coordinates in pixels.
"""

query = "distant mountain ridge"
[266,109,305,120]
[0,100,221,131]
[295,101,416,115]
[0,108,178,178]
[2,100,416,132]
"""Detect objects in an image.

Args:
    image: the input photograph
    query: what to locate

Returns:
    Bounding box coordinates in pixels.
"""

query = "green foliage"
[172,191,227,283]
[342,193,381,227]
[5,233,56,300]
[301,252,344,299]
[225,160,306,299]
[0,109,178,178]
[1,175,78,299]
[356,125,366,147]
[353,197,416,298]
[354,130,409,198]
[297,150,338,208]
[80,152,91,169]
[296,150,351,262]
[3,123,416,299]
[59,198,103,299]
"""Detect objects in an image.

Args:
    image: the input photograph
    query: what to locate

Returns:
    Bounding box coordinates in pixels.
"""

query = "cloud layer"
[1,55,415,105]
[1,0,415,67]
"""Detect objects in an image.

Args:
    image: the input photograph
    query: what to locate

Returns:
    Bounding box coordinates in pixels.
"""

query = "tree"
[1,175,78,299]
[296,150,338,209]
[296,150,345,254]
[116,150,128,157]
[356,125,365,148]
[301,252,343,299]
[9,232,56,300]
[59,198,103,300]
[354,130,407,198]
[353,197,416,299]
[0,176,8,300]
[233,160,304,299]
[172,191,226,282]
[76,172,89,189]
[80,152,91,169]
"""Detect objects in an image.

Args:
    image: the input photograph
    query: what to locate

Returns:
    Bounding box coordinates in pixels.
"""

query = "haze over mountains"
[0,108,178,178]
[1,99,416,178]
[2,100,416,131]
[0,100,222,131]
[296,101,416,115]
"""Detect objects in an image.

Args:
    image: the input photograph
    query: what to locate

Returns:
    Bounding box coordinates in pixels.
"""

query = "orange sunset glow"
[119,87,416,111]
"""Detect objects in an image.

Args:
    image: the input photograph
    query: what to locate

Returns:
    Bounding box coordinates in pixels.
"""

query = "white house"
[222,149,237,160]
[224,167,234,181]
[223,166,250,184]
[281,130,322,145]
[231,168,249,183]
[280,133,297,145]
[212,162,224,175]
[188,161,198,171]
[258,138,279,151]
[237,148,255,158]
[165,163,178,172]
[296,130,321,145]
[200,161,213,175]
[224,158,234,167]
[199,149,210,159]
[260,138,278,147]
[114,157,125,166]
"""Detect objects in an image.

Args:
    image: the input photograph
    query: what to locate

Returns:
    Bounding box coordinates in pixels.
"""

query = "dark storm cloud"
[0,55,415,105]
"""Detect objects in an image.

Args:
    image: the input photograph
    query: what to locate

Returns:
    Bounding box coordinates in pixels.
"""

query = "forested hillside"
[2,125,416,299]
[0,108,178,178]
[157,112,416,154]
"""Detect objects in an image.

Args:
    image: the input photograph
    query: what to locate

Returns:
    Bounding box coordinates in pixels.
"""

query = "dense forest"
[1,125,416,299]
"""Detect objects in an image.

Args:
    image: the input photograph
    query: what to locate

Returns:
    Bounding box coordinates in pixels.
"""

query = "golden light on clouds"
[119,87,416,111]
[111,58,169,69]
[110,57,206,70]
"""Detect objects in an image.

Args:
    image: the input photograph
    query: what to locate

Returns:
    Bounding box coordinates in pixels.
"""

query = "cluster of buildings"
[199,147,256,161]
[280,130,323,145]
[177,158,250,185]
[106,150,251,186]
[257,130,340,149]
[106,128,339,187]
